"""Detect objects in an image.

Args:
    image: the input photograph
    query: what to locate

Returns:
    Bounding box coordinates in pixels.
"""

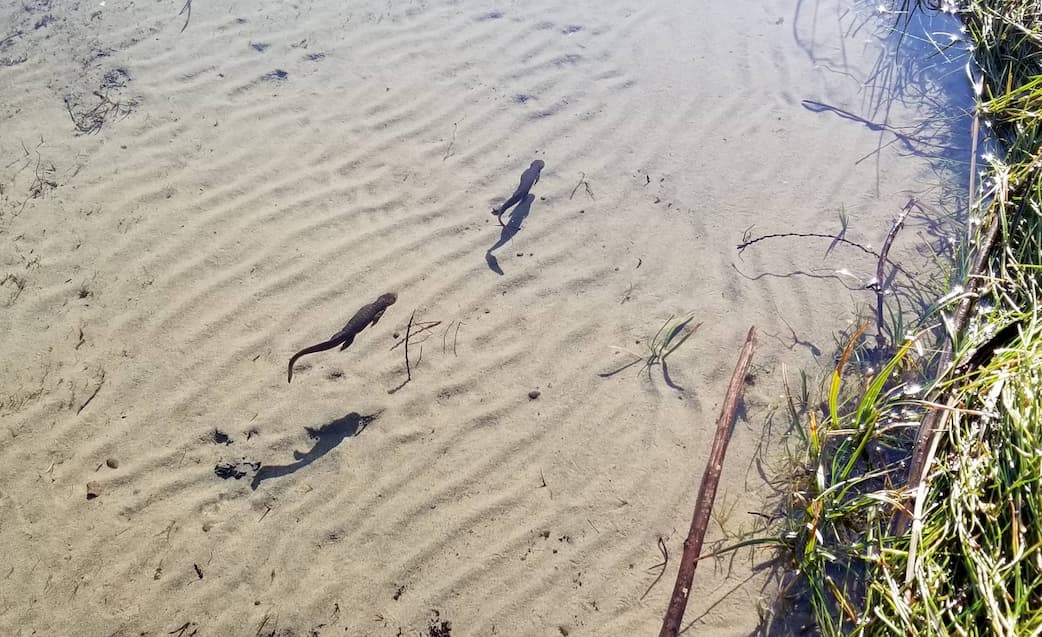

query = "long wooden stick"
[659,326,757,637]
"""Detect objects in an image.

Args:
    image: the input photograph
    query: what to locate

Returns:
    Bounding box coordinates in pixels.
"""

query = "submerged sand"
[0,0,968,634]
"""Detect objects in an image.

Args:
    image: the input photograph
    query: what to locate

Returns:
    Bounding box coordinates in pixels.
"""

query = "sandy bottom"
[0,0,969,634]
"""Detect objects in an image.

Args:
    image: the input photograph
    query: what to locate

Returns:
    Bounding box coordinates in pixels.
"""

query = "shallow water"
[0,1,971,635]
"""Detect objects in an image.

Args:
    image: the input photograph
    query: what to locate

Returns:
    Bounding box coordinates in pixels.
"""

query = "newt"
[287,292,397,383]
[491,159,544,225]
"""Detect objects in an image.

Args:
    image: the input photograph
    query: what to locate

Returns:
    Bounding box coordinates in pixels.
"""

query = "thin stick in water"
[658,327,756,637]
[179,0,192,33]
[404,310,415,382]
[874,199,912,350]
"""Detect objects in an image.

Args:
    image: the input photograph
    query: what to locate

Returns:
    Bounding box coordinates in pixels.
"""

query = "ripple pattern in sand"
[0,0,968,634]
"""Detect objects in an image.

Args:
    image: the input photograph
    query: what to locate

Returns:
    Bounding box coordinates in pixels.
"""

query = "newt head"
[378,292,398,306]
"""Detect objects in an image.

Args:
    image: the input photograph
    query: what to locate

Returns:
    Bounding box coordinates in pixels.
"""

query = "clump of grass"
[644,312,701,374]
[767,322,925,635]
[762,1,1042,634]
[600,312,701,388]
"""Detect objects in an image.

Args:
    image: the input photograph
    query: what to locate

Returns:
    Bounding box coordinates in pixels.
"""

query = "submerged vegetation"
[600,312,701,386]
[769,0,1042,634]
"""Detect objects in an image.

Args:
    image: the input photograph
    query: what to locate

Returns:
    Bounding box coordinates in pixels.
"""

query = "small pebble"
[528,390,541,400]
[105,458,119,469]
[516,252,523,257]
[86,481,101,500]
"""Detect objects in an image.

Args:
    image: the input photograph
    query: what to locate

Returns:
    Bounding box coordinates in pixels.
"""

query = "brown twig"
[659,327,756,637]
[737,229,913,280]
[403,311,415,382]
[873,199,913,350]
[389,320,440,350]
[569,172,593,200]
[641,537,670,601]
[76,370,106,415]
[387,312,424,394]
[443,122,457,161]
[179,0,193,33]
[738,230,878,257]
[440,320,462,355]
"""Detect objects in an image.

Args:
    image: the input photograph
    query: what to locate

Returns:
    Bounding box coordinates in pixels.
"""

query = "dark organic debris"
[427,617,451,637]
[101,67,131,90]
[552,54,582,66]
[261,69,288,81]
[64,90,137,135]
[214,459,260,480]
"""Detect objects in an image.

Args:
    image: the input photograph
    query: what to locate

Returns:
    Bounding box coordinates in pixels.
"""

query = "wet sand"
[0,1,969,634]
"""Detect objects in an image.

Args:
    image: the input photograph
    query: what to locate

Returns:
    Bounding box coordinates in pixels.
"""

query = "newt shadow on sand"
[491,159,544,225]
[250,411,378,490]
[485,194,533,275]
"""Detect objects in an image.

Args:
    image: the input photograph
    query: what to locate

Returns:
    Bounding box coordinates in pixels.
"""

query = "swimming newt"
[287,292,397,383]
[492,160,544,225]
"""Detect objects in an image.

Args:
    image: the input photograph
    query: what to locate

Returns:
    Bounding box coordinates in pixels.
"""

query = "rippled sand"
[0,0,968,634]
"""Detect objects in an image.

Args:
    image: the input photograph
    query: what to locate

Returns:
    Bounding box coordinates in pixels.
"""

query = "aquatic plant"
[601,312,701,388]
